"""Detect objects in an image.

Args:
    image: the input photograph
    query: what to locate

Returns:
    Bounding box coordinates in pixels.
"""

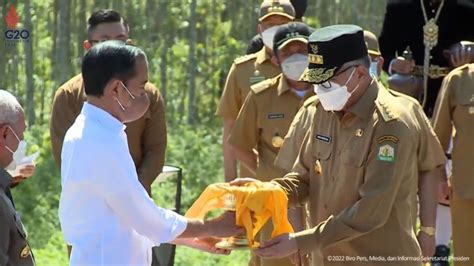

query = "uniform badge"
[377,144,395,162]
[249,70,265,85]
[268,113,284,119]
[314,160,322,174]
[272,134,284,148]
[377,135,399,144]
[20,245,30,258]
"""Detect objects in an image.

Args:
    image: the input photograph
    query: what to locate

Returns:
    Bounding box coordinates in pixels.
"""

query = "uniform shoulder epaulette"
[376,90,401,122]
[388,89,419,105]
[234,53,257,65]
[250,76,278,94]
[303,95,319,108]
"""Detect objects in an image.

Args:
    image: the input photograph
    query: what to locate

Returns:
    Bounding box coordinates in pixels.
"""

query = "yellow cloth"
[185,182,293,244]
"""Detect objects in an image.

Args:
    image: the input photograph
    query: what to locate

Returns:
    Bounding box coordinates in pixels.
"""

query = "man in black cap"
[232,25,428,265]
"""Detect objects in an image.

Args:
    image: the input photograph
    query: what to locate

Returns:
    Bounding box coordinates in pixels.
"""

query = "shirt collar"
[0,169,12,191]
[82,102,126,133]
[277,74,291,96]
[255,47,272,65]
[346,79,379,120]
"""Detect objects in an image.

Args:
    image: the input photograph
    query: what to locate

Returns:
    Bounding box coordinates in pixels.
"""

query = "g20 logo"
[4,29,30,40]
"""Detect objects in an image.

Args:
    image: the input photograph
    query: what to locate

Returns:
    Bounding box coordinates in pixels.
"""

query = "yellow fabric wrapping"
[185,182,294,244]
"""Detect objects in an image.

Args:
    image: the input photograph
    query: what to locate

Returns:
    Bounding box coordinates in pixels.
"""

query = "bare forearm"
[232,147,257,176]
[177,219,211,239]
[418,167,444,227]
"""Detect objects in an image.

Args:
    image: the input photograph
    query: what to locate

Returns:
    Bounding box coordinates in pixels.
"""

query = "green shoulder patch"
[234,53,257,65]
[250,76,278,94]
[377,144,396,162]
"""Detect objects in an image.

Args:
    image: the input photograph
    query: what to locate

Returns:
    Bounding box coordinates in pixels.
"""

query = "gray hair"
[0,90,23,125]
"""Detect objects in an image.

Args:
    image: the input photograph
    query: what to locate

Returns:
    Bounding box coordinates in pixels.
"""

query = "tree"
[187,0,197,125]
[24,0,35,125]
[55,0,71,85]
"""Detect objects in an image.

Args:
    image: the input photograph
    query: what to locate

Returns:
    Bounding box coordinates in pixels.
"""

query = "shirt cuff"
[292,227,319,254]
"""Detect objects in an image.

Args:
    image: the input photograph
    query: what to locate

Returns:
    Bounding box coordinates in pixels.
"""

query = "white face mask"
[281,53,309,81]
[369,59,379,79]
[115,81,150,124]
[4,126,27,171]
[261,25,279,51]
[314,68,359,111]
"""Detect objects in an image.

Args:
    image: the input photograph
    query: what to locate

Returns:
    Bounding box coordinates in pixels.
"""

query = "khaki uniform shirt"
[50,74,167,193]
[0,169,34,266]
[217,48,280,119]
[276,91,446,174]
[275,95,319,172]
[229,74,314,182]
[274,82,422,265]
[432,64,474,198]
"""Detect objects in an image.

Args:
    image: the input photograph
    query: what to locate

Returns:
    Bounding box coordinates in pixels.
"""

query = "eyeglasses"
[320,65,359,89]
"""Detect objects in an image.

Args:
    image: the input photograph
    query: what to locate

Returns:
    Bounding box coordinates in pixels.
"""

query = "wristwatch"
[419,226,436,236]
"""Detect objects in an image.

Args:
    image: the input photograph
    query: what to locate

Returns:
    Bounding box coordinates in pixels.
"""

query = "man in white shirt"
[58,41,242,265]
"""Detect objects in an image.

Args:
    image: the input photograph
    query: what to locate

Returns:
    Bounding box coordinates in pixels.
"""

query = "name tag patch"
[268,113,284,119]
[316,134,331,143]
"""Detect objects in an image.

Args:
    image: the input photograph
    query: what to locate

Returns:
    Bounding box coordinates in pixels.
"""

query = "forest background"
[1,0,388,264]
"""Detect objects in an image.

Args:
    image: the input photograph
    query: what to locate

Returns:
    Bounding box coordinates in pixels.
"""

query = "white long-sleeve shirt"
[58,103,187,266]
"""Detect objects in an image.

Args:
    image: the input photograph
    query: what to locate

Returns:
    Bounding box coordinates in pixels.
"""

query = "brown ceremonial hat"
[364,30,381,56]
[259,0,295,22]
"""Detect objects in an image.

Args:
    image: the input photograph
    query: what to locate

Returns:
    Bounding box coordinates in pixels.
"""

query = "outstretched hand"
[255,233,298,259]
[207,211,245,238]
[182,237,231,255]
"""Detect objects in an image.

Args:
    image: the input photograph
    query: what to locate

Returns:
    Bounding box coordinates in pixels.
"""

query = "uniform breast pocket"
[262,114,291,149]
[14,212,28,239]
[340,148,365,168]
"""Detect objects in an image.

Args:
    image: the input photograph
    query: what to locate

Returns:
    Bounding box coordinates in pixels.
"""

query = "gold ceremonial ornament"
[420,0,445,107]
[20,245,30,258]
[215,193,259,250]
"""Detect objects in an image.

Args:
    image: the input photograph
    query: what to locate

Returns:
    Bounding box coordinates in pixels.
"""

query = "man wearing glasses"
[233,25,425,265]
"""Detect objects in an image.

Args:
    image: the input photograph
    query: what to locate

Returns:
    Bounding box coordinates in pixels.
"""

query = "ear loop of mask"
[115,81,135,111]
[4,126,21,154]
